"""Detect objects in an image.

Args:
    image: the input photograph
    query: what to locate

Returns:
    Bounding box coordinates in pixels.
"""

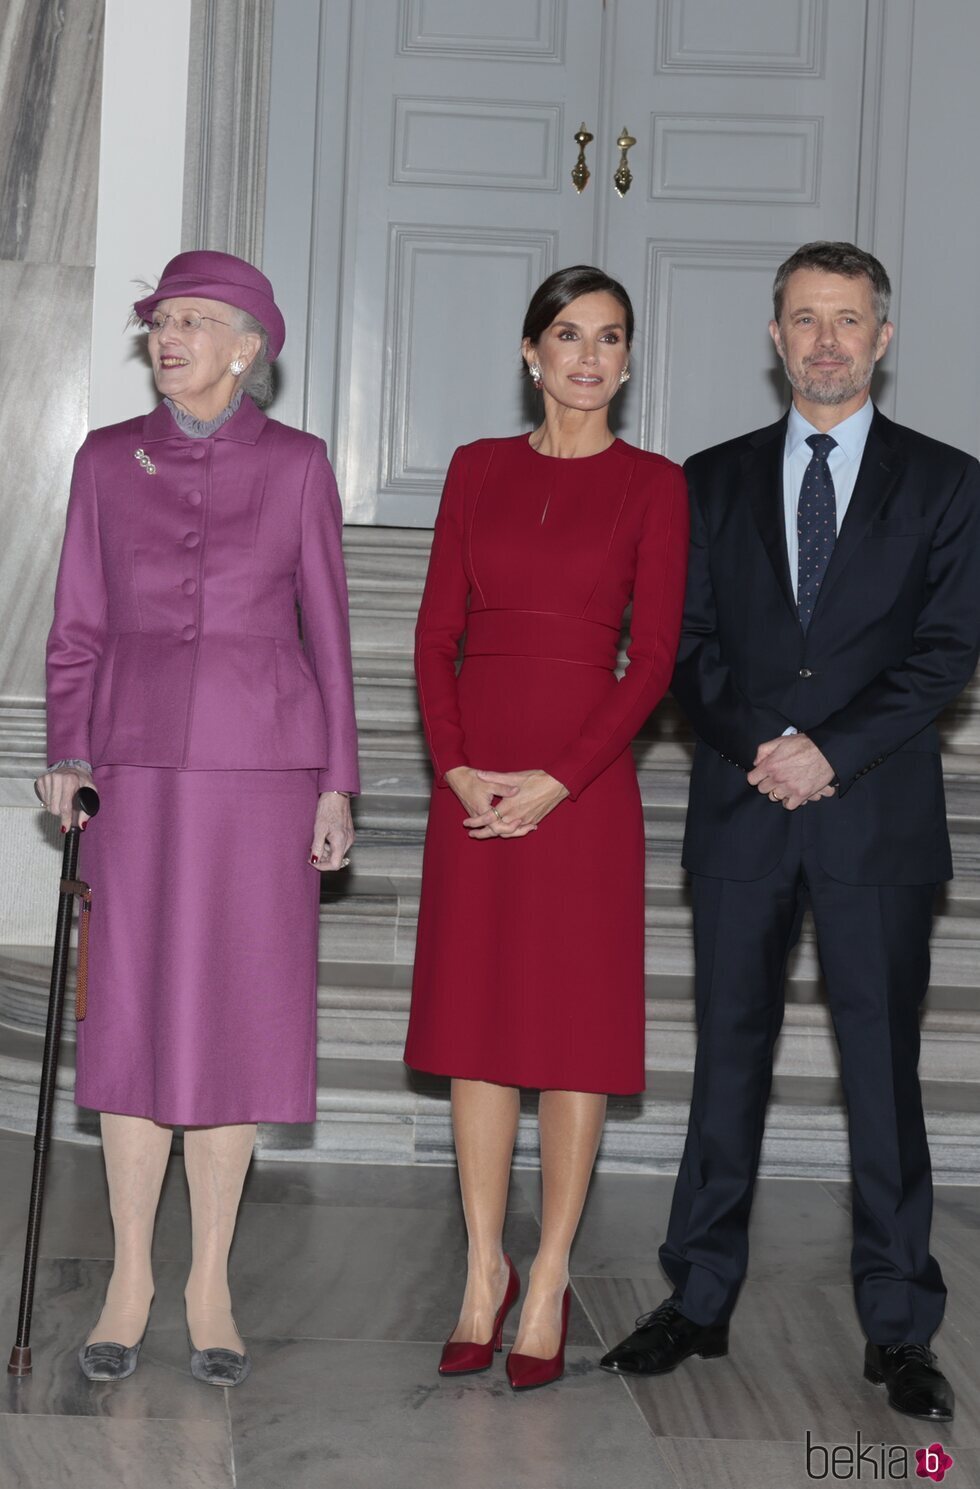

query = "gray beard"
[782,353,875,406]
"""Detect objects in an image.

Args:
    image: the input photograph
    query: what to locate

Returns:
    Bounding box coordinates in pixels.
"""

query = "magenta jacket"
[46,396,360,793]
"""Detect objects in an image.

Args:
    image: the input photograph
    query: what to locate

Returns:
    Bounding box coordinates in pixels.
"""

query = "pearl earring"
[530,365,542,387]
[229,359,246,376]
[619,367,631,384]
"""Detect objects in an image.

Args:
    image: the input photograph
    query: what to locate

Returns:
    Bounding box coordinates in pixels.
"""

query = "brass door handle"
[614,127,636,197]
[571,122,593,193]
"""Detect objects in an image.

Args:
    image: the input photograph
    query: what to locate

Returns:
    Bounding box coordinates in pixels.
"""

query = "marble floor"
[0,1133,977,1489]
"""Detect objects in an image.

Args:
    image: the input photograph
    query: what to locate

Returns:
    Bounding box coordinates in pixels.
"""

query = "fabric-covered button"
[181,624,198,641]
[182,579,197,596]
[183,532,200,549]
[187,489,203,507]
[190,446,206,460]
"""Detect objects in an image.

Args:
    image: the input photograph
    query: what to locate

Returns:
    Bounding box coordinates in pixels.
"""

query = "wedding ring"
[769,790,782,803]
[492,807,503,821]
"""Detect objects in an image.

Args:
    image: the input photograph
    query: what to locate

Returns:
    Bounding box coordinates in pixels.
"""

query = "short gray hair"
[232,308,275,408]
[772,242,892,327]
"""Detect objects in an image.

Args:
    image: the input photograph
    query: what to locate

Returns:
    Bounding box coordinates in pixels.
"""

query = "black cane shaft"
[35,830,80,1147]
[8,826,82,1374]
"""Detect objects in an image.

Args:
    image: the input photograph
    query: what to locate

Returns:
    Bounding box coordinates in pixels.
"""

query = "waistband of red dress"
[463,609,620,669]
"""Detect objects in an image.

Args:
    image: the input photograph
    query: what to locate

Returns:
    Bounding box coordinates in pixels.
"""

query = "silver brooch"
[133,448,156,475]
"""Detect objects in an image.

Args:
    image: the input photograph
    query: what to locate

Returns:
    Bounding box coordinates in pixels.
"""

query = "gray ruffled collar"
[164,387,245,438]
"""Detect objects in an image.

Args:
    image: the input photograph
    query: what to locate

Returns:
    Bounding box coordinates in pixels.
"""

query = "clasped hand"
[746,734,836,811]
[445,766,569,839]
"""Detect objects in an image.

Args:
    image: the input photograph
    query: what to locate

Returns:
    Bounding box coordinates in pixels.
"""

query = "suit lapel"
[810,409,905,616]
[744,416,797,621]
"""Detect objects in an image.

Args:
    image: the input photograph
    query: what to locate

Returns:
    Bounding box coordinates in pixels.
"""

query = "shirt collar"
[142,394,267,445]
[785,398,875,461]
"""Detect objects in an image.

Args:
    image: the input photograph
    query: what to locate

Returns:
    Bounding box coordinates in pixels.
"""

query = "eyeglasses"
[144,312,231,335]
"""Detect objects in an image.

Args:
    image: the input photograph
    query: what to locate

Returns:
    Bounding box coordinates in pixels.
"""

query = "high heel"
[506,1285,571,1391]
[438,1254,520,1376]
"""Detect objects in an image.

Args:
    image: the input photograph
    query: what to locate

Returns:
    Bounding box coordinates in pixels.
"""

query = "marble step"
[351,652,980,764]
[2,1017,980,1182]
[312,862,980,988]
[344,783,980,897]
[338,520,980,761]
[3,948,978,1085]
[342,828,980,913]
[355,737,980,800]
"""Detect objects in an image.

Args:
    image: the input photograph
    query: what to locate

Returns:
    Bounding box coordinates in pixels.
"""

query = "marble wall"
[0,0,104,733]
[0,0,105,934]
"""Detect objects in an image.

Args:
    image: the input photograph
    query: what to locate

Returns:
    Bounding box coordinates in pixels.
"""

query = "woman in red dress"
[405,266,689,1389]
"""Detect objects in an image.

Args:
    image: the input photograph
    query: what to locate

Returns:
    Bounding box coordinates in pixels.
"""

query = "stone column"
[182,0,274,261]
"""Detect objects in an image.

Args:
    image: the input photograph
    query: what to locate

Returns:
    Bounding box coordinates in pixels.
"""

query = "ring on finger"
[768,790,783,803]
[491,806,503,822]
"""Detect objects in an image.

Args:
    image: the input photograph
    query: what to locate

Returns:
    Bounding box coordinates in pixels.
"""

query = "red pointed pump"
[438,1255,521,1376]
[506,1285,571,1391]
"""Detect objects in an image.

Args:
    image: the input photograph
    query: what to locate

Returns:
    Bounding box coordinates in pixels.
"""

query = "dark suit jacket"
[673,408,980,884]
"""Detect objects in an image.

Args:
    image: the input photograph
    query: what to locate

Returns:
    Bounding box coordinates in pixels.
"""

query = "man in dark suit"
[601,242,980,1421]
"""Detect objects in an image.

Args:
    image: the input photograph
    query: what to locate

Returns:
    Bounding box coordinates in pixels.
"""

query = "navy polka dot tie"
[797,433,837,630]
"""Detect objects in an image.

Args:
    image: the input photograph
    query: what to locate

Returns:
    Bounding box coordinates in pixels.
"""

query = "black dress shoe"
[600,1298,729,1377]
[864,1343,954,1422]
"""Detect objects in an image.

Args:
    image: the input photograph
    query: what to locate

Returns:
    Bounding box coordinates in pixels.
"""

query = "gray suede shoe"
[78,1333,146,1382]
[187,1330,252,1387]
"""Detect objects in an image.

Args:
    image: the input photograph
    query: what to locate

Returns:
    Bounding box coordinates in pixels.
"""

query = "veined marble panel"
[0,262,93,705]
[0,0,104,265]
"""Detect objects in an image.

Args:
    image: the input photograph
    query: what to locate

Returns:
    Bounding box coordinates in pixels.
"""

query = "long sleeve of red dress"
[415,446,473,785]
[545,462,689,798]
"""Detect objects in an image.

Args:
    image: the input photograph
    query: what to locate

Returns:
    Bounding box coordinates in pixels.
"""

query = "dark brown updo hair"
[521,264,634,378]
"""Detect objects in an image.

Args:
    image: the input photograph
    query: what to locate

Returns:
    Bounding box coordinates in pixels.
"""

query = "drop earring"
[529,365,543,388]
[619,366,631,385]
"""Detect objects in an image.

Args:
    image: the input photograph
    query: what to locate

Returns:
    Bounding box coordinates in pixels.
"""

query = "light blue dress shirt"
[779,399,875,737]
[782,398,875,598]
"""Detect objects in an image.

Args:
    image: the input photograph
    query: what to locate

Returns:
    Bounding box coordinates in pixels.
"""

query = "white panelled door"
[598,0,869,459]
[334,0,605,523]
[289,0,879,524]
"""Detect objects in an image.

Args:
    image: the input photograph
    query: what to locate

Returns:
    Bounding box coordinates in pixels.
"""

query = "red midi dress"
[404,436,689,1094]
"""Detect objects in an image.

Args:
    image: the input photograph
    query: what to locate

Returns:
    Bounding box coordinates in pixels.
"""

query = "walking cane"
[8,784,100,1376]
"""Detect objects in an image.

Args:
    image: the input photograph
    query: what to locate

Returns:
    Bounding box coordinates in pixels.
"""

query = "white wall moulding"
[398,0,565,63]
[658,0,825,75]
[642,239,798,458]
[392,98,563,191]
[182,0,274,260]
[380,225,556,500]
[650,114,821,205]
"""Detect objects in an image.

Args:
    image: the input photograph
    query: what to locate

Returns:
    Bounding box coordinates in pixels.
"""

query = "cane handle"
[72,786,100,826]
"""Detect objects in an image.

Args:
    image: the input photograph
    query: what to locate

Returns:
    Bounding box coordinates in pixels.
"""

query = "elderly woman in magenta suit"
[405,266,689,1389]
[36,251,359,1386]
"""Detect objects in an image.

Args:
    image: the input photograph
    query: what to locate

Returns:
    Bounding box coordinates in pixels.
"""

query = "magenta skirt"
[75,765,321,1125]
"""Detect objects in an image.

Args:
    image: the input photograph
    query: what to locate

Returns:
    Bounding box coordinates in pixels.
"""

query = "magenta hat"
[133,250,286,359]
